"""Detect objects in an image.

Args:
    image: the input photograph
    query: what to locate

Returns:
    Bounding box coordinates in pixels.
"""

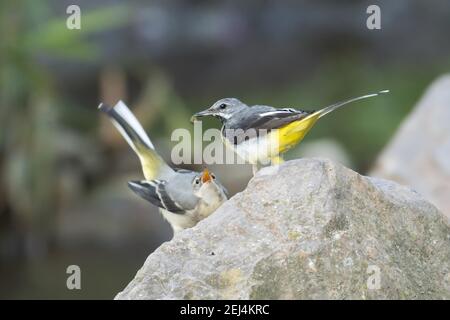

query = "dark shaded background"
[0,0,449,299]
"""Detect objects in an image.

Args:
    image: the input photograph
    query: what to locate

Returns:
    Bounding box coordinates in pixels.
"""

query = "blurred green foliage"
[0,1,128,241]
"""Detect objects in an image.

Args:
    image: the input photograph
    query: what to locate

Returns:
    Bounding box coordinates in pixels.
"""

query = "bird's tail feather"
[99,101,172,180]
[275,90,389,153]
[315,90,389,119]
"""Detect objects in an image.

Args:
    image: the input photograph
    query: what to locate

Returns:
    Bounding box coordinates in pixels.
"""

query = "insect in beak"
[191,109,213,122]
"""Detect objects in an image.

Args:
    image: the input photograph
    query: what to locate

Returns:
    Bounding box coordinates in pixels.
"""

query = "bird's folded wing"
[225,107,312,145]
[128,180,196,214]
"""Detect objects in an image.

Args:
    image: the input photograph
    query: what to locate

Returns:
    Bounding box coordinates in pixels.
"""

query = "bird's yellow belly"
[274,113,320,154]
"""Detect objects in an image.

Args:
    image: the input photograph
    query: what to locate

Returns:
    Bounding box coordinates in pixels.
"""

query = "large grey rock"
[116,158,450,300]
[371,75,450,218]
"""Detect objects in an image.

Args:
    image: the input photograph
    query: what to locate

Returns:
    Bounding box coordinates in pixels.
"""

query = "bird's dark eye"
[211,173,216,179]
[219,103,227,109]
[194,178,200,185]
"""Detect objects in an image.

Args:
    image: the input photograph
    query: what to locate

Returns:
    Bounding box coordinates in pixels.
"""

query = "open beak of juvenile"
[190,109,212,123]
[201,168,212,183]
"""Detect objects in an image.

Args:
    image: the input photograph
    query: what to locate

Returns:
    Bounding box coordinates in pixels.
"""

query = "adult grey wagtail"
[99,101,228,234]
[191,90,389,174]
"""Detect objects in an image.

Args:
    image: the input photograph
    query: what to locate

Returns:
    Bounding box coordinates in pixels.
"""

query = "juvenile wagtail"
[99,101,228,234]
[192,90,389,174]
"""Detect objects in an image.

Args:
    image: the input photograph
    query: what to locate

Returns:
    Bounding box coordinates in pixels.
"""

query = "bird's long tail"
[274,90,389,155]
[315,90,389,119]
[99,101,173,180]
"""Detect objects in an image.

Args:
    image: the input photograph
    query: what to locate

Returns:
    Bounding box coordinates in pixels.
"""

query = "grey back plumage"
[128,170,199,214]
[128,169,228,214]
[164,170,200,210]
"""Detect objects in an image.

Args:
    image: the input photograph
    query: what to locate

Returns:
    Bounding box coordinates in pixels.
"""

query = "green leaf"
[24,5,129,61]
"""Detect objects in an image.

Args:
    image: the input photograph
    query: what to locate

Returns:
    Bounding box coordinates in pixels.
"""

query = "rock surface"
[371,75,450,218]
[116,158,450,300]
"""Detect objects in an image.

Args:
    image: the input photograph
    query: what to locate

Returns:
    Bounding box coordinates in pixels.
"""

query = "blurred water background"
[0,0,449,299]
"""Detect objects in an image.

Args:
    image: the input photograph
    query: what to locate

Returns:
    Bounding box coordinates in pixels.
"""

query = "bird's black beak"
[190,109,213,123]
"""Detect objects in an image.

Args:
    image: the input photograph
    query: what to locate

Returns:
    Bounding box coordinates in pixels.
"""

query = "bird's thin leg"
[252,163,259,176]
[271,156,284,166]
